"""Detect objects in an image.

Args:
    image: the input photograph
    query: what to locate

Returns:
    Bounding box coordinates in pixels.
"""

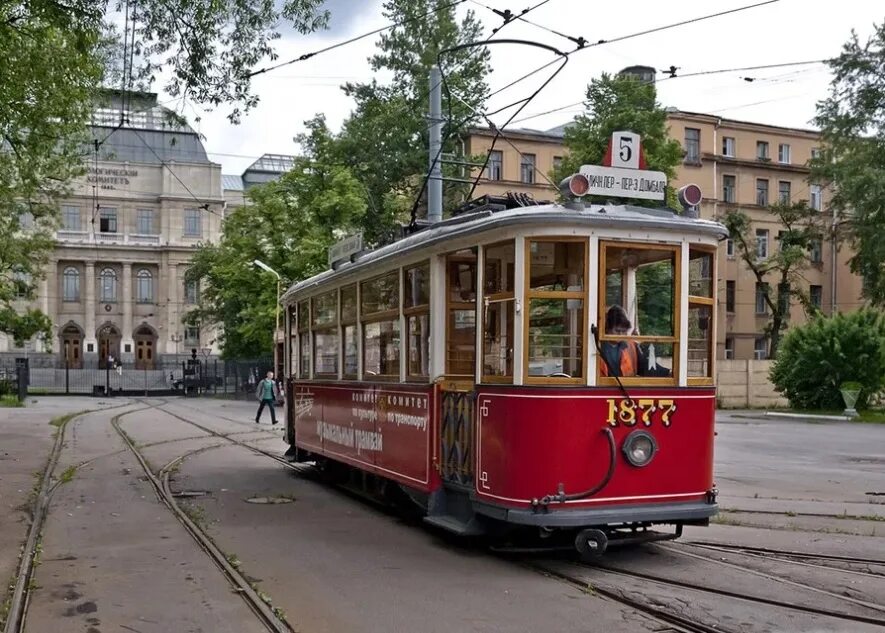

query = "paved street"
[1,397,883,632]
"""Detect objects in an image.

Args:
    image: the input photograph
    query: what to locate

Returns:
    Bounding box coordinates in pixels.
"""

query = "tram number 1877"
[606,399,677,428]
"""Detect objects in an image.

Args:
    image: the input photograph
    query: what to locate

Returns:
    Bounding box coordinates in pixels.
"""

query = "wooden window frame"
[523,237,588,385]
[482,240,516,384]
[404,262,430,382]
[297,299,310,379]
[360,271,401,381]
[445,250,478,379]
[340,284,358,380]
[687,245,716,386]
[312,290,339,378]
[597,240,682,387]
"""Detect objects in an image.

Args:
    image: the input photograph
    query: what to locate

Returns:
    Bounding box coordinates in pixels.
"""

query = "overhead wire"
[247,0,470,78]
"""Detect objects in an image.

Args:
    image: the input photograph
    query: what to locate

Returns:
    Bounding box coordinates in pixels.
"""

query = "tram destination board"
[579,165,667,201]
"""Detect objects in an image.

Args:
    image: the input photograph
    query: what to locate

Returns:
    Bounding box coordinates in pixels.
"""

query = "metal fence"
[1,356,273,399]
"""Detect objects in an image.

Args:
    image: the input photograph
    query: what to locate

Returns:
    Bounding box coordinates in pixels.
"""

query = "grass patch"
[58,466,77,485]
[776,408,885,423]
[49,411,85,428]
[0,394,23,407]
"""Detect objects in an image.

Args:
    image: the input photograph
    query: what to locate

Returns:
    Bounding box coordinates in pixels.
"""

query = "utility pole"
[427,66,443,223]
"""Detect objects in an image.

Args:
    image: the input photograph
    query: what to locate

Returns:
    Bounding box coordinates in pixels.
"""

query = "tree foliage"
[721,202,826,358]
[770,308,885,410]
[187,116,366,358]
[555,73,684,207]
[0,1,105,343]
[336,0,490,243]
[812,20,885,306]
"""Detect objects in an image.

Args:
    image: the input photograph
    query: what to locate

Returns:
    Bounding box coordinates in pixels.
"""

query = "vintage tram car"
[282,175,725,556]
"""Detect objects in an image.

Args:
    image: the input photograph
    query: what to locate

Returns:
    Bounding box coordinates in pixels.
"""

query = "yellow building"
[464,111,866,361]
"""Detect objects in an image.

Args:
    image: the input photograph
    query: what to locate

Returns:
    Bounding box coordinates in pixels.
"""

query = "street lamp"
[253,259,282,375]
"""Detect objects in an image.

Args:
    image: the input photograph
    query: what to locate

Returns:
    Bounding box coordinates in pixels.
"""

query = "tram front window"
[526,240,585,381]
[599,243,678,381]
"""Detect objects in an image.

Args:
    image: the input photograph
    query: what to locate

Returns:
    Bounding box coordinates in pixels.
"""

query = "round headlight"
[622,430,657,467]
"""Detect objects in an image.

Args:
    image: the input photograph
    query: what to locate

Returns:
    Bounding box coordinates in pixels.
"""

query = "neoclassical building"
[2,92,225,367]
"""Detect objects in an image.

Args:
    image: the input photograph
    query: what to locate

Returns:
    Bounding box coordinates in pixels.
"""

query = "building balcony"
[56,231,163,246]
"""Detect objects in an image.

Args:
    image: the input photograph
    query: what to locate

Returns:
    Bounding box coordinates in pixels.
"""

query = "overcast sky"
[180,0,884,176]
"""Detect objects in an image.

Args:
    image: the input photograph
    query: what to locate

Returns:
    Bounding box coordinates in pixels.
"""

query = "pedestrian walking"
[255,370,281,425]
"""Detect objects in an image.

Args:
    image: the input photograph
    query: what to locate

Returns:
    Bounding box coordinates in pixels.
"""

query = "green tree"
[812,20,885,306]
[187,116,366,358]
[721,201,826,358]
[336,0,490,243]
[0,0,329,344]
[554,73,684,207]
[0,2,104,344]
[770,308,885,410]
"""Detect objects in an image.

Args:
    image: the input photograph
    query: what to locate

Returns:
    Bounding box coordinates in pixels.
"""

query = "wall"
[716,359,789,409]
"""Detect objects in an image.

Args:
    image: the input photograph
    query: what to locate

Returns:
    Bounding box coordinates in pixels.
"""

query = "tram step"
[424,514,485,537]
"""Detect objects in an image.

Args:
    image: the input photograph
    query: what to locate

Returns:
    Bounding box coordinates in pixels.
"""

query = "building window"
[62,205,81,231]
[722,175,736,203]
[810,284,823,309]
[684,128,701,163]
[754,336,768,360]
[726,280,736,313]
[722,136,735,157]
[185,277,200,304]
[99,268,117,302]
[726,238,735,258]
[756,141,769,160]
[13,271,31,300]
[756,229,769,258]
[552,155,563,172]
[755,282,769,314]
[811,147,821,159]
[724,337,734,359]
[18,211,34,230]
[136,269,154,303]
[99,207,117,233]
[520,153,536,184]
[136,208,156,235]
[756,179,769,206]
[778,143,791,164]
[184,325,200,346]
[778,180,791,204]
[810,239,822,264]
[810,184,822,211]
[777,230,787,252]
[487,150,503,181]
[62,267,80,302]
[184,208,202,237]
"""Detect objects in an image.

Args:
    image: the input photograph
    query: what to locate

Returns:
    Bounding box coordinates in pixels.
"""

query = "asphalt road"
[2,397,883,632]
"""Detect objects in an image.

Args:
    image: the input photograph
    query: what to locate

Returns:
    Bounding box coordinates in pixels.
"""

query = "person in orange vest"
[600,305,645,377]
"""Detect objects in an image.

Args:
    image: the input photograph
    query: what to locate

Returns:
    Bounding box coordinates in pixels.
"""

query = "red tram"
[282,167,726,557]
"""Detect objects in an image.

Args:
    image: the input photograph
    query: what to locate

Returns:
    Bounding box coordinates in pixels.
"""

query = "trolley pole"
[427,65,443,223]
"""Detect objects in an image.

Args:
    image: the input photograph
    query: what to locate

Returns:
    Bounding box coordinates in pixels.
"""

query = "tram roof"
[281,201,728,302]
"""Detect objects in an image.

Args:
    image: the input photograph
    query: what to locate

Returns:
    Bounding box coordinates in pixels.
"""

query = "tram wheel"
[575,529,608,560]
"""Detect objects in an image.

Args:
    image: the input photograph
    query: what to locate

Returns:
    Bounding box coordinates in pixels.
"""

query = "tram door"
[440,250,477,486]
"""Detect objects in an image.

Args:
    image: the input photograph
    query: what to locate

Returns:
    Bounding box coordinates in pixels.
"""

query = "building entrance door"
[134,325,157,370]
[97,324,121,369]
[60,324,84,369]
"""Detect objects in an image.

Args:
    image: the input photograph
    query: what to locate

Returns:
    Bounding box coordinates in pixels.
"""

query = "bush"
[770,308,885,410]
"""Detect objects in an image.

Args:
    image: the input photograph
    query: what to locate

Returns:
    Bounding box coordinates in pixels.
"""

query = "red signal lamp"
[677,184,702,208]
[560,173,590,199]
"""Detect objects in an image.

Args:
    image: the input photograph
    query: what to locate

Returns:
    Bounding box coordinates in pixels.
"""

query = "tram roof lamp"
[559,173,590,199]
[677,184,703,215]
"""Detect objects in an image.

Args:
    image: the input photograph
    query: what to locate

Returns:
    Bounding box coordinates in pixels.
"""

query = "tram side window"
[340,284,358,378]
[526,240,585,381]
[446,250,477,377]
[288,305,297,378]
[688,248,715,381]
[599,243,678,381]
[297,300,310,379]
[312,290,338,377]
[405,263,430,380]
[483,241,515,380]
[361,271,400,379]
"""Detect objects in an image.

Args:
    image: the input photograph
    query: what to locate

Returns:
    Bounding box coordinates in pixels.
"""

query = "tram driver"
[601,305,673,378]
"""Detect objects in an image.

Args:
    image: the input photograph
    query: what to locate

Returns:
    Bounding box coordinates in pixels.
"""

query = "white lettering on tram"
[387,412,427,431]
[316,421,383,454]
